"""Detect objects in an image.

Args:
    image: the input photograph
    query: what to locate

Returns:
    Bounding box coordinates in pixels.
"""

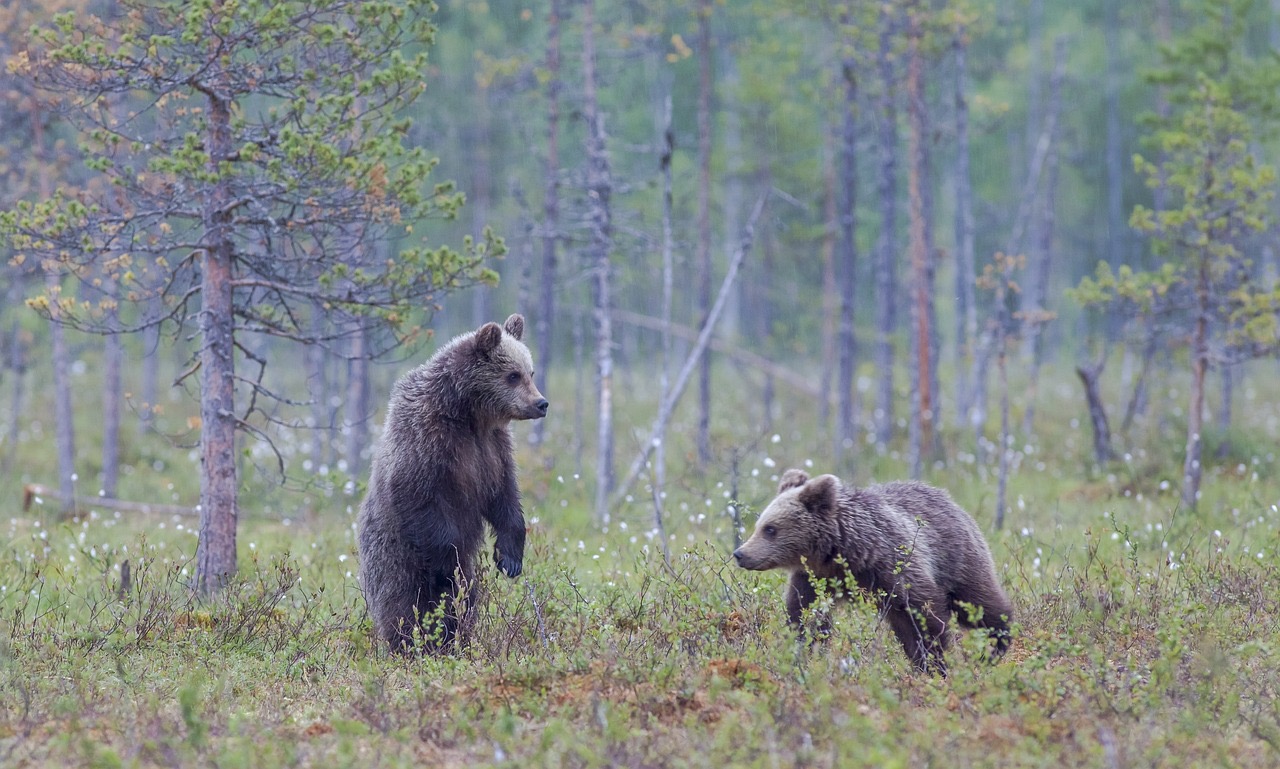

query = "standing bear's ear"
[475,322,504,355]
[503,314,525,340]
[777,468,810,493]
[797,474,839,518]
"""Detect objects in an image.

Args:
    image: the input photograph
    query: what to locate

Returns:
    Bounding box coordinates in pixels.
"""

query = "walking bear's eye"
[507,371,521,384]
[763,525,777,538]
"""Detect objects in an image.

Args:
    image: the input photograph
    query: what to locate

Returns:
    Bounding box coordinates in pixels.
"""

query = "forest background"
[2,0,1280,766]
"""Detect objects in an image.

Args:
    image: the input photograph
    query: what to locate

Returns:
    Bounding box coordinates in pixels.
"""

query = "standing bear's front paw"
[495,547,523,578]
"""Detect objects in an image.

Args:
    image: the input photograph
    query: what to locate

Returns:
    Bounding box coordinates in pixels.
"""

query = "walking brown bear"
[357,314,548,652]
[733,468,1012,674]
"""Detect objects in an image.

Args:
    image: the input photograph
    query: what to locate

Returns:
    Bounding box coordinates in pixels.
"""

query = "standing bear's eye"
[507,371,522,384]
[763,525,777,538]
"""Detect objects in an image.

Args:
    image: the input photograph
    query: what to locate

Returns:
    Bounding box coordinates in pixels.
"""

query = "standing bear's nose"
[732,549,743,563]
[535,399,549,416]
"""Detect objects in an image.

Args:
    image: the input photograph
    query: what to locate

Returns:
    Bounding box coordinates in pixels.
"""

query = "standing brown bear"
[357,314,548,652]
[733,469,1012,674]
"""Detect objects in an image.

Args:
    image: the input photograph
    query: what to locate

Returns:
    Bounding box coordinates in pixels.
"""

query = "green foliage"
[2,0,500,348]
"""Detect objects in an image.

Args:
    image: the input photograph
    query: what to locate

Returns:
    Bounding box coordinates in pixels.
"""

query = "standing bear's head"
[462,313,549,423]
[733,469,841,571]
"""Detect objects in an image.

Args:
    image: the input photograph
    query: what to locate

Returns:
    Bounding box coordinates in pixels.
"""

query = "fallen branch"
[22,483,197,517]
[611,191,769,510]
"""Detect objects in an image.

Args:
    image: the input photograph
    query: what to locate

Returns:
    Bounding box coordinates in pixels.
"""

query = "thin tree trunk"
[139,300,160,435]
[345,323,370,478]
[1104,0,1126,271]
[655,94,675,536]
[953,21,977,435]
[1215,364,1234,460]
[533,0,562,449]
[820,131,838,428]
[195,86,240,592]
[2,320,28,479]
[572,302,585,477]
[695,0,715,468]
[582,0,614,524]
[873,4,899,450]
[101,285,123,499]
[1121,329,1156,434]
[308,307,330,471]
[995,324,1009,530]
[1182,264,1209,511]
[835,53,859,465]
[905,4,930,479]
[1076,353,1116,465]
[34,110,76,516]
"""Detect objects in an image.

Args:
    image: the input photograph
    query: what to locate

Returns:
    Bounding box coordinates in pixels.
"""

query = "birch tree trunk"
[533,0,562,449]
[345,323,370,478]
[195,85,240,592]
[820,132,838,428]
[655,94,675,544]
[582,0,615,524]
[101,281,123,499]
[873,4,899,450]
[695,0,715,468]
[835,54,859,465]
[35,110,76,516]
[905,4,930,479]
[138,299,160,435]
[953,22,977,436]
[1182,263,1209,511]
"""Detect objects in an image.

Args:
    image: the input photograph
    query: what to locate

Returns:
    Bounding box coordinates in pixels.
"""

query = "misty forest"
[3,0,1280,766]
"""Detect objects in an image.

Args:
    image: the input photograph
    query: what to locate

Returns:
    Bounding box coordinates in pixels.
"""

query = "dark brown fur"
[357,314,548,652]
[734,469,1013,674]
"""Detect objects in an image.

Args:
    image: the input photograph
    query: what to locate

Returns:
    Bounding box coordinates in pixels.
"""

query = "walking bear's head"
[733,469,840,571]
[464,314,550,423]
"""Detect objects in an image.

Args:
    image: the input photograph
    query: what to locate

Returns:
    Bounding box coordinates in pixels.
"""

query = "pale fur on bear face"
[734,470,839,571]
[465,314,549,422]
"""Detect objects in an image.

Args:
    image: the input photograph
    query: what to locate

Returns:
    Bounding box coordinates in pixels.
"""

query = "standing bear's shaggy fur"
[357,314,548,652]
[733,469,1012,674]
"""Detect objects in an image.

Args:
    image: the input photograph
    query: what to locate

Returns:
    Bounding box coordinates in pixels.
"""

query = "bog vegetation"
[2,366,1280,767]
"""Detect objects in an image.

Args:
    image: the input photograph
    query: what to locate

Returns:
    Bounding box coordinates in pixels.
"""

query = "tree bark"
[138,299,160,435]
[308,306,330,471]
[1182,262,1209,511]
[820,131,839,428]
[2,319,28,479]
[195,86,240,592]
[34,109,76,516]
[1076,354,1116,465]
[835,53,859,465]
[345,322,370,478]
[695,0,715,468]
[873,4,899,450]
[655,94,675,537]
[582,0,615,524]
[101,286,123,499]
[532,0,562,449]
[953,22,977,436]
[905,4,930,479]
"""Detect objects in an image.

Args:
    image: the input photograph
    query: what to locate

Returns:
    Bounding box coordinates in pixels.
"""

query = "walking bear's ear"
[777,468,810,493]
[503,314,525,341]
[797,474,839,518]
[475,322,503,355]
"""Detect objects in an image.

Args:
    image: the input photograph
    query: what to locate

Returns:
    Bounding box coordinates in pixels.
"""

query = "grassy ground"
[2,360,1280,767]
